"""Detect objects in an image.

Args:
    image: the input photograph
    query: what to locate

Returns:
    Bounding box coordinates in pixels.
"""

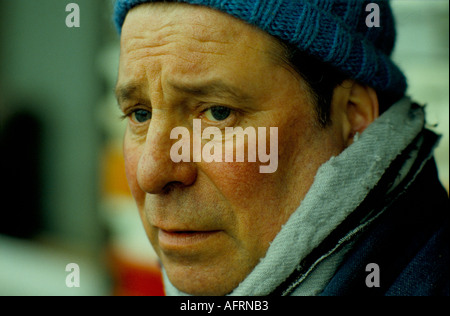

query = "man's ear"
[332,80,379,147]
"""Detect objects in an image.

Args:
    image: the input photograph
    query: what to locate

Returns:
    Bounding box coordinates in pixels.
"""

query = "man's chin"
[159,245,257,296]
[163,261,243,296]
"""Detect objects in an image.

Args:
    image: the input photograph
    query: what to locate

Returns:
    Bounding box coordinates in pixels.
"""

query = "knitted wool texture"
[114,0,406,115]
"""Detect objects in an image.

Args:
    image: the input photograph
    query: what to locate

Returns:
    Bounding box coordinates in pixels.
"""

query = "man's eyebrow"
[169,80,252,103]
[115,82,146,105]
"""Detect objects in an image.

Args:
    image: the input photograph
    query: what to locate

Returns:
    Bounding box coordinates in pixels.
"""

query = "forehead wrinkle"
[136,2,240,40]
[122,30,230,74]
[125,3,269,58]
[123,3,284,65]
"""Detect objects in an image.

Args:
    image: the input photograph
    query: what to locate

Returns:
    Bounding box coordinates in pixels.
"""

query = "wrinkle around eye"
[122,107,151,139]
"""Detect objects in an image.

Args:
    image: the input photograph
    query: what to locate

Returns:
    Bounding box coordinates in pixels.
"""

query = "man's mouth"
[157,229,222,251]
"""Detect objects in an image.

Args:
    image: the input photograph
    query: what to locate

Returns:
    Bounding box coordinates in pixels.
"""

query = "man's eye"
[204,106,232,122]
[131,109,152,123]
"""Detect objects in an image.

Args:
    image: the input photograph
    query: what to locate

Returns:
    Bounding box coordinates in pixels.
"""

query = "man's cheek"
[200,160,271,208]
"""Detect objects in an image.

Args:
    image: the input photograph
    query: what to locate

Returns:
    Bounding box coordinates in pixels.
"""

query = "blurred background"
[0,0,448,296]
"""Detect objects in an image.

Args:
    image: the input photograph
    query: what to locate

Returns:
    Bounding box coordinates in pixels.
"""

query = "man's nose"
[136,119,197,194]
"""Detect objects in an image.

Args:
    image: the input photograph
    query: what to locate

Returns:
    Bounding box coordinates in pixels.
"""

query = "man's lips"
[157,228,222,251]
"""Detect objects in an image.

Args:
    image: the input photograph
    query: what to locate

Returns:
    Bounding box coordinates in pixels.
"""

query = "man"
[113,0,449,296]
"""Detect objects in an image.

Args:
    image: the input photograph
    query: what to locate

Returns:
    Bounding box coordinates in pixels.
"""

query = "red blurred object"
[109,248,165,296]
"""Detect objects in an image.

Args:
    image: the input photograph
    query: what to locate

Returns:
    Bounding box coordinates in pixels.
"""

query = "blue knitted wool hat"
[113,0,407,100]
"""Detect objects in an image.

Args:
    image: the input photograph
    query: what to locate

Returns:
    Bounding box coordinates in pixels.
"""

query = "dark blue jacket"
[272,129,449,296]
[322,129,449,296]
[322,160,449,296]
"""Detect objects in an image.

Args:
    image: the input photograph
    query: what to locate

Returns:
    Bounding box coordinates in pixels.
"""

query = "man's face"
[117,3,346,295]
